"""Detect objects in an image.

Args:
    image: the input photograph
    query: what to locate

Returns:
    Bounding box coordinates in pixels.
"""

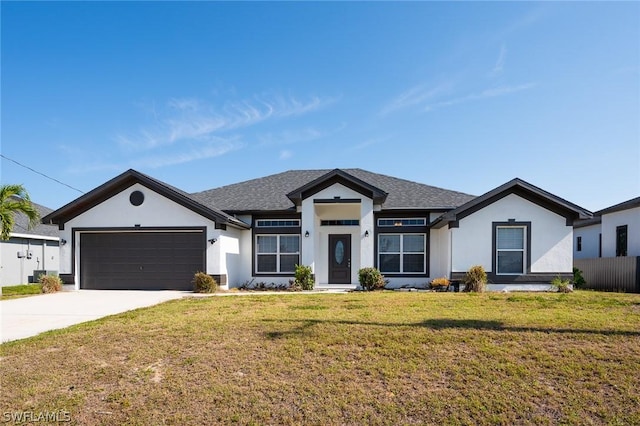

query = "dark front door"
[80,231,204,290]
[329,234,351,284]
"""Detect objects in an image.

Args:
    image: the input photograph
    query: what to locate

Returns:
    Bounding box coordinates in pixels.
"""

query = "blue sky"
[2,2,638,212]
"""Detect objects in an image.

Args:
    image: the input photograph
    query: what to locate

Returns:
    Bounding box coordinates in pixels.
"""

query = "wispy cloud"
[424,83,536,112]
[379,82,451,116]
[348,137,388,152]
[258,127,328,146]
[70,92,335,173]
[491,44,507,76]
[279,149,293,160]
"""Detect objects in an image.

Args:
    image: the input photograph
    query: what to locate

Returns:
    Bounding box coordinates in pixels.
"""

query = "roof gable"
[431,178,592,228]
[286,169,388,206]
[595,196,640,216]
[42,169,249,229]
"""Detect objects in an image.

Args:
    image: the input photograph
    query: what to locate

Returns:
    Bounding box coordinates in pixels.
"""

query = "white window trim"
[255,234,300,274]
[255,219,301,228]
[495,226,526,275]
[378,233,426,274]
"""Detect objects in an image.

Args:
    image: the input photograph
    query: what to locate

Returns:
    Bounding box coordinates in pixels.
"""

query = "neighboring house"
[41,168,591,291]
[574,196,640,259]
[1,200,60,286]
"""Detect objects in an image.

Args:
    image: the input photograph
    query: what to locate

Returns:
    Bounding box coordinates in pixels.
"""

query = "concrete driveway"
[1,290,186,343]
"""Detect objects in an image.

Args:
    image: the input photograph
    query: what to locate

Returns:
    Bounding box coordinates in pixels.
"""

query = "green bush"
[193,272,217,293]
[358,267,385,291]
[551,276,572,293]
[463,265,487,293]
[294,265,314,291]
[39,274,63,294]
[572,267,586,288]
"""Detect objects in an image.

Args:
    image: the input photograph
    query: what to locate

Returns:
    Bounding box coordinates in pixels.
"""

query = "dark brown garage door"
[80,231,205,290]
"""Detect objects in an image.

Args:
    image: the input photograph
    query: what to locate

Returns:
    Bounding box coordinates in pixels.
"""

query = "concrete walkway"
[1,290,186,343]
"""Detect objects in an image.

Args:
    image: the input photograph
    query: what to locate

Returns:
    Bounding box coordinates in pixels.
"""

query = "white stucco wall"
[300,183,374,285]
[429,226,450,280]
[573,223,601,259]
[59,183,239,289]
[451,194,573,274]
[601,206,640,257]
[1,236,59,286]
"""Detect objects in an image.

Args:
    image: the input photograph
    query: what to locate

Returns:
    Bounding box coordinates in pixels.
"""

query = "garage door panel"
[80,231,204,290]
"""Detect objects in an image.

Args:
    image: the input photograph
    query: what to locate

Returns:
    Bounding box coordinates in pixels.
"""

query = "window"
[256,235,300,273]
[378,218,426,227]
[320,219,359,226]
[256,219,300,228]
[496,227,525,274]
[576,236,582,252]
[616,225,628,257]
[378,234,425,274]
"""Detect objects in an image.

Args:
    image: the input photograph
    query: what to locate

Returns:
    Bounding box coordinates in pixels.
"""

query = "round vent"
[130,190,145,206]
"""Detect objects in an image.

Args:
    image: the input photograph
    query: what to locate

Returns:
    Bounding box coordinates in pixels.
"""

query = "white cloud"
[492,44,507,75]
[424,83,536,112]
[279,149,293,160]
[380,82,451,116]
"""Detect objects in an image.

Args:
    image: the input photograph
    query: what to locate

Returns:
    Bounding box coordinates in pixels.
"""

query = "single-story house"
[41,168,591,291]
[1,200,60,286]
[574,196,640,259]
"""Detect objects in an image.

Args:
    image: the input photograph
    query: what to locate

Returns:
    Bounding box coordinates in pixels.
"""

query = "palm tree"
[0,184,40,240]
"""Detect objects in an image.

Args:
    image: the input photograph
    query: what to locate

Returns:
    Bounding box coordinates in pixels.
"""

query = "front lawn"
[1,291,639,425]
[0,284,42,300]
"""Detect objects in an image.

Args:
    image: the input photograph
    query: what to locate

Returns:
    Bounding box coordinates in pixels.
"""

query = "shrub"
[572,267,586,288]
[551,276,572,293]
[463,265,487,293]
[193,272,217,293]
[358,267,385,291]
[39,274,63,293]
[294,265,314,291]
[430,277,450,290]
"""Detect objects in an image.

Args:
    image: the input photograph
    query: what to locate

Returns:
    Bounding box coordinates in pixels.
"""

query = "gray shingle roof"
[192,168,476,212]
[11,198,59,238]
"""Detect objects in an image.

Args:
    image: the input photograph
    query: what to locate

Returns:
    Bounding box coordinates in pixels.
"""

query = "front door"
[329,234,351,284]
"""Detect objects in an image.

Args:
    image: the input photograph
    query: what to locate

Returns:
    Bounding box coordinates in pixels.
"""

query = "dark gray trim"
[59,274,75,284]
[41,169,249,230]
[431,178,592,229]
[450,272,572,284]
[313,198,362,204]
[573,217,601,229]
[492,221,532,276]
[286,169,388,206]
[373,211,430,277]
[210,274,227,286]
[595,196,640,216]
[251,213,301,277]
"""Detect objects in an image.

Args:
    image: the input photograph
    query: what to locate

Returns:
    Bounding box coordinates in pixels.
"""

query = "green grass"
[0,284,42,300]
[1,291,639,425]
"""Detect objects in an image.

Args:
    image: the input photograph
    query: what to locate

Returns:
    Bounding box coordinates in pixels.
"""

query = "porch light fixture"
[364,230,369,238]
[208,238,217,244]
[60,238,67,246]
[304,231,310,238]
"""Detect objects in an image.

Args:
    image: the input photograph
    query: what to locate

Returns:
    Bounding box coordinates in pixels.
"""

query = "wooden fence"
[574,257,640,293]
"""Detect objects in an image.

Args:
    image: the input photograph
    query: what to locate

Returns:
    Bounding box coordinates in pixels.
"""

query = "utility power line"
[1,154,85,194]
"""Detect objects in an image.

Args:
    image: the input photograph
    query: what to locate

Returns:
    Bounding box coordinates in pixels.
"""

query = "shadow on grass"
[263,318,640,339]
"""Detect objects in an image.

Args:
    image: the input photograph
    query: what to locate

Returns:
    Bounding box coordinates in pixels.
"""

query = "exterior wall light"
[364,230,369,238]
[208,238,217,244]
[304,231,310,238]
[60,238,67,246]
